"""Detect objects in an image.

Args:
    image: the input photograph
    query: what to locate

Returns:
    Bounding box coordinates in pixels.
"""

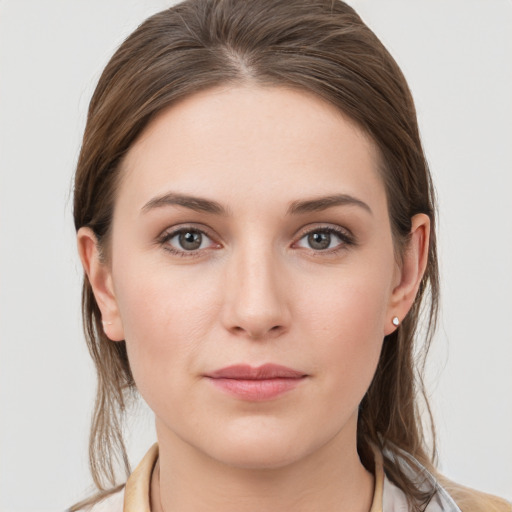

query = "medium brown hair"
[73,0,439,509]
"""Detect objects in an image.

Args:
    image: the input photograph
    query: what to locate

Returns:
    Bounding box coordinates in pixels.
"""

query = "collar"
[123,443,158,512]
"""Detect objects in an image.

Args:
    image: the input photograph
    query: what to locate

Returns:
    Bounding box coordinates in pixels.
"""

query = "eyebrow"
[287,194,372,216]
[141,191,372,216]
[141,192,228,215]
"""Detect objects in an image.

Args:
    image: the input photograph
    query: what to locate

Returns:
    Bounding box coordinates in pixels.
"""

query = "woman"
[71,0,510,511]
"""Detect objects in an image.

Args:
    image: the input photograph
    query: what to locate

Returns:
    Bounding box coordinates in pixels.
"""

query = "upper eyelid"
[294,223,353,239]
[159,223,217,240]
[159,223,351,235]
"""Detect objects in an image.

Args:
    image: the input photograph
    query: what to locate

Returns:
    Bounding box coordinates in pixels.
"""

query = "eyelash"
[157,227,217,258]
[157,225,355,258]
[294,226,355,255]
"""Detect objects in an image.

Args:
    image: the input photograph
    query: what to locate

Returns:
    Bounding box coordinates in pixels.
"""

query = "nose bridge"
[222,237,289,339]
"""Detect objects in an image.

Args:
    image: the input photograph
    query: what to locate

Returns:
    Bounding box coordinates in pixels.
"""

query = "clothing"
[85,444,511,512]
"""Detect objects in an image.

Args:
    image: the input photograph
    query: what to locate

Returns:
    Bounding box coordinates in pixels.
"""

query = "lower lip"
[207,377,305,401]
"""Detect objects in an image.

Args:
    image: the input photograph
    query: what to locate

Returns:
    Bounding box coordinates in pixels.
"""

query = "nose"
[220,245,291,340]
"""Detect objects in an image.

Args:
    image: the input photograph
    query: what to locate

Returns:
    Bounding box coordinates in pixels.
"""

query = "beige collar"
[123,443,384,512]
[123,443,158,512]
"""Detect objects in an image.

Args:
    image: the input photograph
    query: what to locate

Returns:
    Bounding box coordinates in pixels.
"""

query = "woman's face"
[83,85,421,470]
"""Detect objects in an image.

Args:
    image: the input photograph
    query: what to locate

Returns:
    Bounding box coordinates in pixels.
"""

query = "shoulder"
[380,445,511,512]
[89,489,124,512]
[382,469,511,512]
[70,488,125,512]
[438,476,512,512]
[70,443,158,512]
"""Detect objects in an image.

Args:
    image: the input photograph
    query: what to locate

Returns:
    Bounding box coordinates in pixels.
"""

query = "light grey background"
[0,1,511,511]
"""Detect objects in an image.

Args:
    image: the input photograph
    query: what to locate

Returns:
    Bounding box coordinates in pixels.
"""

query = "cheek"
[297,264,392,400]
[111,256,223,400]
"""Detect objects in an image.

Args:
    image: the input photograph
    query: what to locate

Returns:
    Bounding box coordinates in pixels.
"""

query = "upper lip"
[206,364,306,380]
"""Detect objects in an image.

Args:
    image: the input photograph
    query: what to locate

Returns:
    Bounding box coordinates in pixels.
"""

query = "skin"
[78,85,429,512]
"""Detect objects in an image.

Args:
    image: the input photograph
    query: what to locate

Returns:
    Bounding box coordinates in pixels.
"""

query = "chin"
[199,418,334,471]
[211,440,304,471]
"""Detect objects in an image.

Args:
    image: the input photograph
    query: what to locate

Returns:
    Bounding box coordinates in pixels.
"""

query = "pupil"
[308,232,330,250]
[179,231,202,250]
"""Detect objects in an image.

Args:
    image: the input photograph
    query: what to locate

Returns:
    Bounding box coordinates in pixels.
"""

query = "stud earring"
[392,316,400,327]
[102,320,113,326]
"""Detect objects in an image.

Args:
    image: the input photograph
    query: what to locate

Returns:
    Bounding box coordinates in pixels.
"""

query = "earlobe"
[385,213,430,335]
[76,227,125,341]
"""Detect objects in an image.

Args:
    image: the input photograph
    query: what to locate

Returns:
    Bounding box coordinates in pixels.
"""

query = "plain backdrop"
[0,1,511,511]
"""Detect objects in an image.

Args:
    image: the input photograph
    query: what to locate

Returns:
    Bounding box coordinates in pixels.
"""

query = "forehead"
[118,85,386,216]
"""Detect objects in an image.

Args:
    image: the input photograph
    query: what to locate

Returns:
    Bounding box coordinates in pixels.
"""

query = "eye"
[159,227,218,255]
[295,227,353,251]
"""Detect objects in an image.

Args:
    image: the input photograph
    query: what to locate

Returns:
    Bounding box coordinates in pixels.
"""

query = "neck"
[151,419,374,512]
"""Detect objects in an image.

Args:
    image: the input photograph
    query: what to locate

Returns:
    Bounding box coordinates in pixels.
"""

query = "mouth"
[204,364,308,401]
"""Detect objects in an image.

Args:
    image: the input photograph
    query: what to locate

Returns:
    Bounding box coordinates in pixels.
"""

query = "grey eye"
[164,229,212,252]
[296,229,347,251]
[178,231,203,250]
[307,232,331,250]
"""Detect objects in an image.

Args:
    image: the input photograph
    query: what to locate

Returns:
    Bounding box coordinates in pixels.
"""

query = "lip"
[208,364,306,380]
[205,364,308,401]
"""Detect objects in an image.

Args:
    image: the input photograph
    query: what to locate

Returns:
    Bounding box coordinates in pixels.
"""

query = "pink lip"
[205,364,307,401]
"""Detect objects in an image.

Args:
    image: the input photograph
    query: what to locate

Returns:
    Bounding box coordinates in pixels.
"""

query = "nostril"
[229,323,285,339]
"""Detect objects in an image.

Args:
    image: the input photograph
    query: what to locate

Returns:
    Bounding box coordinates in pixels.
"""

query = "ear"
[384,213,430,335]
[77,227,125,341]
